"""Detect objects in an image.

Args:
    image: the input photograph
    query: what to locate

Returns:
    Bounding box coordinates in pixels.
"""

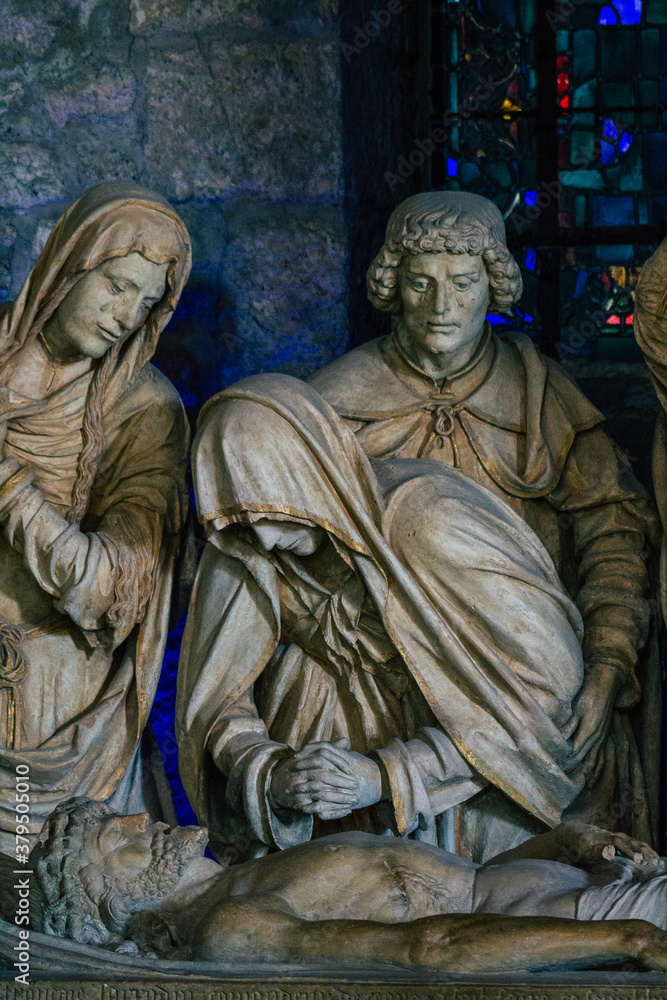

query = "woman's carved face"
[42,252,168,363]
[251,518,324,556]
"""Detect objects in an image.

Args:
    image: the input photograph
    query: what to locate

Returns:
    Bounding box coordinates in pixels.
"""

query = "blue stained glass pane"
[592,196,635,226]
[574,271,589,298]
[601,140,617,164]
[619,132,633,154]
[525,190,538,206]
[595,244,633,262]
[612,0,642,21]
[603,119,619,140]
[486,314,511,326]
[460,162,481,185]
[648,133,667,190]
[447,158,458,177]
[598,4,621,23]
[516,309,534,322]
[525,248,537,270]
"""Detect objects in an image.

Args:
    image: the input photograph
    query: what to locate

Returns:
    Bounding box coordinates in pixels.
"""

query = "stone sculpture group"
[1,181,667,977]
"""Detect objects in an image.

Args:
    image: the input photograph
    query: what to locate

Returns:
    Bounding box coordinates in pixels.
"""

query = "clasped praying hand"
[270,738,384,820]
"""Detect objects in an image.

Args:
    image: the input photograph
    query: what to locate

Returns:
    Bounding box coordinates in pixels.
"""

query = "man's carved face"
[83,812,207,904]
[397,252,490,375]
[42,252,168,363]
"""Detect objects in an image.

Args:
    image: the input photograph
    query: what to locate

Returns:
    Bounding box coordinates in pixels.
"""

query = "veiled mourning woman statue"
[0,182,191,852]
[178,374,590,864]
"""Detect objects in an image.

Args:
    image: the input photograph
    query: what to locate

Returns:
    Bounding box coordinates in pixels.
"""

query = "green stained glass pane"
[601,81,634,106]
[575,194,587,226]
[573,31,596,85]
[640,29,660,70]
[640,109,660,128]
[638,79,660,106]
[645,0,667,23]
[573,81,596,108]
[560,169,605,188]
[607,156,643,191]
[485,161,512,187]
[520,0,535,33]
[570,130,596,165]
[571,112,595,127]
[601,32,637,81]
[522,160,537,188]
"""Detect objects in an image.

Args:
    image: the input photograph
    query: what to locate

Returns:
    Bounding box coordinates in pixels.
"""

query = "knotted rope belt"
[0,612,70,749]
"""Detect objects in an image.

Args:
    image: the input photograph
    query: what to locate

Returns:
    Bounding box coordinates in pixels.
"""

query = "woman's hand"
[563,661,621,785]
[270,739,382,820]
[270,741,357,816]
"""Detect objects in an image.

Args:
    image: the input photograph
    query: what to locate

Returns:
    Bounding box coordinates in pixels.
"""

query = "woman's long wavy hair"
[66,339,122,524]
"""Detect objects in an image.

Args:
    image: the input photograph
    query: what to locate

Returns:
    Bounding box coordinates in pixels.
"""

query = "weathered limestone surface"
[0,0,345,413]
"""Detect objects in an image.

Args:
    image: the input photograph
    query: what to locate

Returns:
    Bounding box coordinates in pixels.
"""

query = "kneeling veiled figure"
[12,797,667,975]
[181,374,596,863]
[0,182,191,852]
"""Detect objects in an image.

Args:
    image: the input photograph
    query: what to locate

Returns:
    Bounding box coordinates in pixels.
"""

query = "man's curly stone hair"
[30,797,131,947]
[367,191,523,316]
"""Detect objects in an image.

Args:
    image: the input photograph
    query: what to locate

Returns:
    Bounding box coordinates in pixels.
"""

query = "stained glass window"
[430,0,667,361]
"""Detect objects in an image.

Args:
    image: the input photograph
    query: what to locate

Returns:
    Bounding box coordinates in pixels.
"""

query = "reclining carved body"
[25,798,667,975]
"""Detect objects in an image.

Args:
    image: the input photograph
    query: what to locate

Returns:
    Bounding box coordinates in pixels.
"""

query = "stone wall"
[0,0,348,421]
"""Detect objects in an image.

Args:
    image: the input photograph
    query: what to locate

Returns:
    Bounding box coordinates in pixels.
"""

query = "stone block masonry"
[0,0,347,419]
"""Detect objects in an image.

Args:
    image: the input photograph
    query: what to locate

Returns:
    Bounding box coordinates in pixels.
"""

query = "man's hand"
[487,820,664,883]
[554,821,663,882]
[563,661,621,785]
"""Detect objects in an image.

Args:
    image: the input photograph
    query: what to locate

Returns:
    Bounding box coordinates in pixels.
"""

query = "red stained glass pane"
[509,120,518,139]
[557,72,570,95]
[558,138,567,167]
[559,95,570,109]
[556,55,569,68]
[602,272,612,290]
[627,312,634,323]
[607,314,621,324]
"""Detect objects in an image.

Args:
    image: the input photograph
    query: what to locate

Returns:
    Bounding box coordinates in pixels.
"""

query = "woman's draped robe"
[177,374,588,863]
[0,182,190,852]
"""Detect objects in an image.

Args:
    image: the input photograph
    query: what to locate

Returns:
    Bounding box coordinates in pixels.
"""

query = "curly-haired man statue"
[303,192,658,860]
[12,798,667,975]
